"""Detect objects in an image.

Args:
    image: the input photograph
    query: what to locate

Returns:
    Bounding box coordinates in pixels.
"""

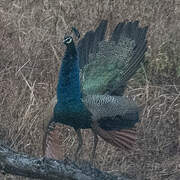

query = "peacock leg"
[74,128,83,161]
[90,129,98,163]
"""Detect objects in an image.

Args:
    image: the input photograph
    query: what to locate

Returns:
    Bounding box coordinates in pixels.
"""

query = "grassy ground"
[0,0,179,179]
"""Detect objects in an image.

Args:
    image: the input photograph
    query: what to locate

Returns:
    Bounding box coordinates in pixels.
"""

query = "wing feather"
[43,122,64,160]
[92,121,137,150]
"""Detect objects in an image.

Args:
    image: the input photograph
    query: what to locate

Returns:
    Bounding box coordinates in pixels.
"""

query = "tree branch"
[0,141,131,180]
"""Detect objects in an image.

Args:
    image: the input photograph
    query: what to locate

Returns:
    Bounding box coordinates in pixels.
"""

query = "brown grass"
[0,0,179,179]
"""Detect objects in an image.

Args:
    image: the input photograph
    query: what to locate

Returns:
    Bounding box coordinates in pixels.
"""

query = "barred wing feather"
[83,95,139,130]
[83,94,139,150]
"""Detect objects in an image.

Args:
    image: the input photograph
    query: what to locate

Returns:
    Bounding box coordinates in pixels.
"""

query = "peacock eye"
[65,37,72,44]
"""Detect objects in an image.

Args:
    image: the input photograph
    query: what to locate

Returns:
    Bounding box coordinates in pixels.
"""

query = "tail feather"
[78,20,108,68]
[117,130,137,141]
[113,135,133,149]
[120,41,147,83]
[110,129,136,148]
[111,21,147,45]
[118,25,148,83]
[110,22,125,43]
[80,20,148,96]
[93,125,137,150]
[119,129,137,135]
[43,123,64,160]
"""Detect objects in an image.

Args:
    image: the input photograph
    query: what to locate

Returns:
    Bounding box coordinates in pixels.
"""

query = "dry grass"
[0,0,179,179]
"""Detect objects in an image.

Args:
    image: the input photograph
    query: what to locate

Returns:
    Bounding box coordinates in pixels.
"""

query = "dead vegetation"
[0,0,179,179]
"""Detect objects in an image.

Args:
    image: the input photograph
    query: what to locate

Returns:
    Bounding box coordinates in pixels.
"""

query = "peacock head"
[63,27,80,47]
[63,36,74,46]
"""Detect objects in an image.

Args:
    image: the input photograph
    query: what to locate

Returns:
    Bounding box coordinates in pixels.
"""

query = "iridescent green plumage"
[81,39,136,95]
[79,21,147,96]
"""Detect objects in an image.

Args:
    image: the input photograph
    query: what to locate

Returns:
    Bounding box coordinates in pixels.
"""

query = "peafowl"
[43,20,148,161]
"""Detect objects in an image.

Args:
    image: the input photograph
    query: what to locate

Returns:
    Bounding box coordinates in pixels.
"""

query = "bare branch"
[0,141,131,180]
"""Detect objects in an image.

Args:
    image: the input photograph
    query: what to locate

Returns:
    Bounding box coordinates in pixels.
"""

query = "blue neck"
[56,47,81,105]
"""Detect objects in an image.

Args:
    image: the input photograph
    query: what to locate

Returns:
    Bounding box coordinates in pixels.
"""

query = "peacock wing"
[77,20,108,68]
[79,21,148,96]
[43,121,65,160]
[82,95,139,130]
[92,124,137,150]
[83,94,139,150]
